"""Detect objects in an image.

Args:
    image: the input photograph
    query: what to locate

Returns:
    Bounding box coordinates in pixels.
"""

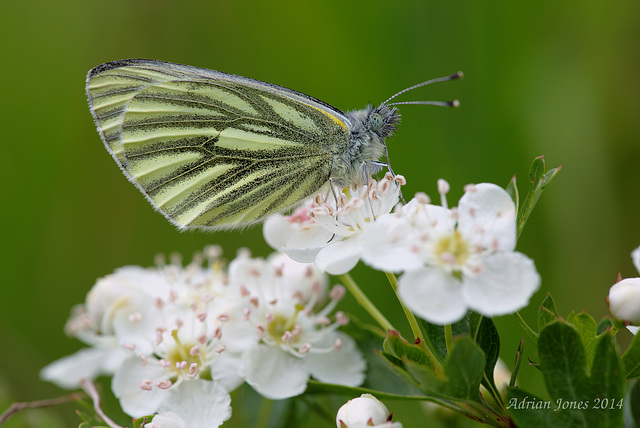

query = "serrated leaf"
[517,156,561,238]
[567,312,598,366]
[622,331,640,379]
[405,337,484,402]
[597,317,613,335]
[537,293,558,333]
[507,321,623,427]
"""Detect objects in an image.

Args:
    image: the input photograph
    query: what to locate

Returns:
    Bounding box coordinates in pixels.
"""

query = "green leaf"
[537,293,558,333]
[405,337,484,402]
[626,380,640,427]
[383,330,435,369]
[597,317,613,335]
[469,315,500,394]
[505,174,519,212]
[567,312,598,366]
[417,312,477,362]
[507,321,623,427]
[517,156,561,238]
[341,318,421,396]
[622,330,640,379]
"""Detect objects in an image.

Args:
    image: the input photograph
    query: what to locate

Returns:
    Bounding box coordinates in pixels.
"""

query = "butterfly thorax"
[331,104,401,186]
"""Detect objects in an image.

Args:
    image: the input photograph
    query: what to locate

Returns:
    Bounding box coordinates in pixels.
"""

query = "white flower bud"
[608,278,640,325]
[336,394,401,428]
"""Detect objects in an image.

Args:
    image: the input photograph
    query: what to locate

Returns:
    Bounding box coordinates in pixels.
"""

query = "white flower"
[608,246,640,334]
[146,380,231,428]
[608,278,640,326]
[40,267,167,389]
[336,394,402,428]
[362,182,540,324]
[264,173,404,275]
[230,253,366,399]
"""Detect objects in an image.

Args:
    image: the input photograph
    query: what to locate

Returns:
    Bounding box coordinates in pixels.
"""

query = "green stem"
[444,323,453,354]
[337,273,394,332]
[384,272,424,341]
[255,398,272,428]
[384,271,444,375]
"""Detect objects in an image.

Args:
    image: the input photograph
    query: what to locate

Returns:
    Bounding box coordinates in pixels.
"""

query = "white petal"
[112,356,167,417]
[359,215,423,272]
[158,380,231,427]
[632,246,640,274]
[263,214,296,250]
[40,347,128,389]
[240,345,309,399]
[315,239,361,275]
[462,252,540,317]
[210,351,244,392]
[150,412,186,428]
[458,183,516,251]
[306,331,366,386]
[627,326,640,335]
[398,268,468,324]
[282,226,335,263]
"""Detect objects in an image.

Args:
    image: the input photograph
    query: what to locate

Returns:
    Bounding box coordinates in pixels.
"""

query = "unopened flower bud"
[608,278,640,325]
[336,394,402,428]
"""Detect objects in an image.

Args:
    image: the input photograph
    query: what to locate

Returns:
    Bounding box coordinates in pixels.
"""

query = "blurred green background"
[1,1,639,427]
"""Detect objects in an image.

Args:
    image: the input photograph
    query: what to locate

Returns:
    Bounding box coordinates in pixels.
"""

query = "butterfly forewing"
[87,59,351,230]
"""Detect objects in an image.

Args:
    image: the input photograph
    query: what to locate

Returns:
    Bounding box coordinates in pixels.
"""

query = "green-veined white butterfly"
[86,59,460,231]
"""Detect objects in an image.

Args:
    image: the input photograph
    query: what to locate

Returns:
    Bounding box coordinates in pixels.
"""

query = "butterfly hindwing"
[87,59,351,230]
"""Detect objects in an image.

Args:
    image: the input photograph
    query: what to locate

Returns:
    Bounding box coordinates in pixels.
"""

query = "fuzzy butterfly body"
[87,59,458,231]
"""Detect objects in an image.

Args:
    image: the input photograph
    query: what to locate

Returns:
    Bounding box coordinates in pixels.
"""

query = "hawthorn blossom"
[361,181,540,324]
[229,252,366,399]
[608,245,640,334]
[336,394,403,428]
[264,173,404,274]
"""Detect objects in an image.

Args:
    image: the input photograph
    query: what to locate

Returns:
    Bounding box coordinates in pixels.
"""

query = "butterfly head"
[368,103,401,140]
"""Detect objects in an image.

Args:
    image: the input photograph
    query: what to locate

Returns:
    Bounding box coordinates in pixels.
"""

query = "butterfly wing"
[87,59,351,230]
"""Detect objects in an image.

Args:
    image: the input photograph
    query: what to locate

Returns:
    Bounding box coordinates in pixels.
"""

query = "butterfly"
[86,59,460,231]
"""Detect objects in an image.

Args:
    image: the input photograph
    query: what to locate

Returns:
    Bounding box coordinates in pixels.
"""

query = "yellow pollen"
[434,230,470,267]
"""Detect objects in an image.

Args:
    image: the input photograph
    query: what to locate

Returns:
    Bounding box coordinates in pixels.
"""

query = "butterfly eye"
[369,112,384,131]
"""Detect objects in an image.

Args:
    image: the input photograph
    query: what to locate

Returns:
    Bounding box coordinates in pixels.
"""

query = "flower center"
[434,230,470,270]
[267,313,299,345]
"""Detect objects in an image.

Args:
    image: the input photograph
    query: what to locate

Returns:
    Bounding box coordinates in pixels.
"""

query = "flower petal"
[315,239,361,275]
[398,268,468,324]
[458,183,516,251]
[158,380,231,428]
[359,215,423,272]
[462,252,540,317]
[40,346,128,389]
[306,331,366,386]
[112,355,167,417]
[632,246,640,274]
[240,345,309,399]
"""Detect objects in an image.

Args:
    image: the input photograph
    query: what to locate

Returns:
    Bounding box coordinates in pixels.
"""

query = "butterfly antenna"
[383,71,463,107]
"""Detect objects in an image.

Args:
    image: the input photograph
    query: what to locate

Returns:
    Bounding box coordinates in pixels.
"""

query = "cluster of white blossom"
[265,173,541,325]
[41,249,365,427]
